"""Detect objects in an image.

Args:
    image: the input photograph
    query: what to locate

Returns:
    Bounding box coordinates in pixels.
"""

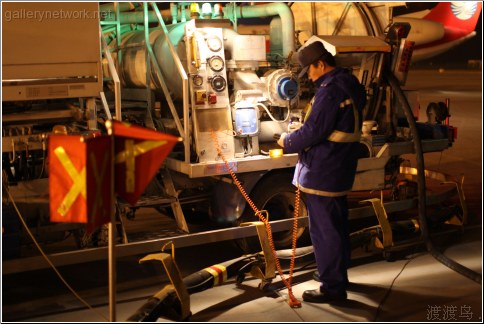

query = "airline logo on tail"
[451,2,479,20]
[395,1,482,61]
[423,2,481,35]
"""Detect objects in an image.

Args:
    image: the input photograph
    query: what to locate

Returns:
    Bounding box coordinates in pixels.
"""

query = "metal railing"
[144,2,189,163]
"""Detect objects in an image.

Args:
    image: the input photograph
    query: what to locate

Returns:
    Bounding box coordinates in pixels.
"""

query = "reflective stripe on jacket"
[283,67,366,195]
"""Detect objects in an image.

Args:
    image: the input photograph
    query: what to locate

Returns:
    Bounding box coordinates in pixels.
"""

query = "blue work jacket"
[283,67,366,196]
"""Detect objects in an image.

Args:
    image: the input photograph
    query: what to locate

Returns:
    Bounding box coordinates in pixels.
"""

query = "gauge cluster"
[184,22,235,163]
[186,26,229,108]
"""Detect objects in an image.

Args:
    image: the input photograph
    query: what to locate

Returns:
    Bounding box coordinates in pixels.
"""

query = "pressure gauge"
[206,36,222,52]
[208,55,224,72]
[192,75,203,87]
[211,75,226,92]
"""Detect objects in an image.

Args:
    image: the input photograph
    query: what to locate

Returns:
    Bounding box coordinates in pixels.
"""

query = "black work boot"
[302,289,347,303]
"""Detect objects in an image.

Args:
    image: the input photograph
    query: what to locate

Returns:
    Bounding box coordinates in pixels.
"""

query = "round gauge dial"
[192,75,203,87]
[206,36,222,52]
[211,75,227,92]
[208,55,224,72]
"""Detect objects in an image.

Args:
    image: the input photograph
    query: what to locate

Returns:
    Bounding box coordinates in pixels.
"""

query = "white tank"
[105,22,188,100]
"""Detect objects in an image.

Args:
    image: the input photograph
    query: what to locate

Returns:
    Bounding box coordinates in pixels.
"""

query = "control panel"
[186,24,230,109]
[185,21,234,163]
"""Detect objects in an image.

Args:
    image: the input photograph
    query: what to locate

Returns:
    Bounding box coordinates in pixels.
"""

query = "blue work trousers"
[306,194,350,294]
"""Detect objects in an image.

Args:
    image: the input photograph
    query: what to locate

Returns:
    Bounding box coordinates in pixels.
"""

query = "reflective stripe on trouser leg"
[306,194,350,294]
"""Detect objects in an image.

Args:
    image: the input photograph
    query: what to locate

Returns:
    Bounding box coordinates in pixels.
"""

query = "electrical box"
[234,107,259,136]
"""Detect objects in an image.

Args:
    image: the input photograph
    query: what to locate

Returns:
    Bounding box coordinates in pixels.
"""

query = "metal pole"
[106,120,117,322]
[108,225,116,321]
[101,4,121,318]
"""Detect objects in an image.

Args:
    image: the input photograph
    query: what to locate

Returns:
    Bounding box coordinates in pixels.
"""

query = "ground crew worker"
[277,41,366,303]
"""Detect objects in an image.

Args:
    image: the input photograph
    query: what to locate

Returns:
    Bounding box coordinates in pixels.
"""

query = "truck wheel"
[236,172,310,253]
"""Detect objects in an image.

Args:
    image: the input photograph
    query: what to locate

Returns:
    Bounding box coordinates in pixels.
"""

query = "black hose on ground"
[128,229,384,321]
[127,255,255,321]
[275,231,377,260]
[384,71,481,284]
[184,255,255,294]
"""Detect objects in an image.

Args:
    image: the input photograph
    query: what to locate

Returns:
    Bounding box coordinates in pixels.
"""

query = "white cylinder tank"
[106,22,188,100]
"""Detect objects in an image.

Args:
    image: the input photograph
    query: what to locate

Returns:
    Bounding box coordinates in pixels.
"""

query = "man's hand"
[277,132,287,147]
[288,121,302,134]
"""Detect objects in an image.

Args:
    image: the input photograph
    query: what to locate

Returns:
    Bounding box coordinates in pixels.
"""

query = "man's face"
[308,61,325,82]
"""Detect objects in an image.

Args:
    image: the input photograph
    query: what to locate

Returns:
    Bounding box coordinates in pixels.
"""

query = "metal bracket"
[400,166,468,226]
[240,219,276,284]
[139,242,190,320]
[442,175,468,225]
[361,198,393,249]
[114,205,129,244]
[160,168,189,233]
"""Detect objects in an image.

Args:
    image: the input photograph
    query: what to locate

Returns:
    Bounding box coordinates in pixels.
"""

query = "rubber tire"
[236,171,310,253]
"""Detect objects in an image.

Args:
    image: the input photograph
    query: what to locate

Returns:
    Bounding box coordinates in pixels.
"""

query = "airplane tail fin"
[423,2,482,33]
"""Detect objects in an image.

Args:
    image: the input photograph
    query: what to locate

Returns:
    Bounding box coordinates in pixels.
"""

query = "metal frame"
[3,172,461,275]
[145,2,189,162]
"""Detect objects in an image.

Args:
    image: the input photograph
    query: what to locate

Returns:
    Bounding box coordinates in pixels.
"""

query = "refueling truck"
[2,2,463,263]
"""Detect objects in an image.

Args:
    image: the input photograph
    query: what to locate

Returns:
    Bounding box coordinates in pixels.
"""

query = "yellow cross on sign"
[115,140,167,192]
[54,146,87,217]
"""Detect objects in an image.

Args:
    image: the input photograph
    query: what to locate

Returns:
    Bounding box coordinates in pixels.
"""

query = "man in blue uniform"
[277,41,366,303]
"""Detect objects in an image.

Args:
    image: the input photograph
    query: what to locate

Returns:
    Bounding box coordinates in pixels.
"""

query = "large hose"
[127,255,264,321]
[127,229,380,321]
[384,71,481,284]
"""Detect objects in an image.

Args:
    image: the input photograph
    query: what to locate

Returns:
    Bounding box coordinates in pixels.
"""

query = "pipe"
[102,3,295,59]
[99,2,140,14]
[180,4,187,22]
[222,3,295,58]
[101,3,194,24]
[102,10,171,24]
[170,2,178,24]
[385,71,481,284]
